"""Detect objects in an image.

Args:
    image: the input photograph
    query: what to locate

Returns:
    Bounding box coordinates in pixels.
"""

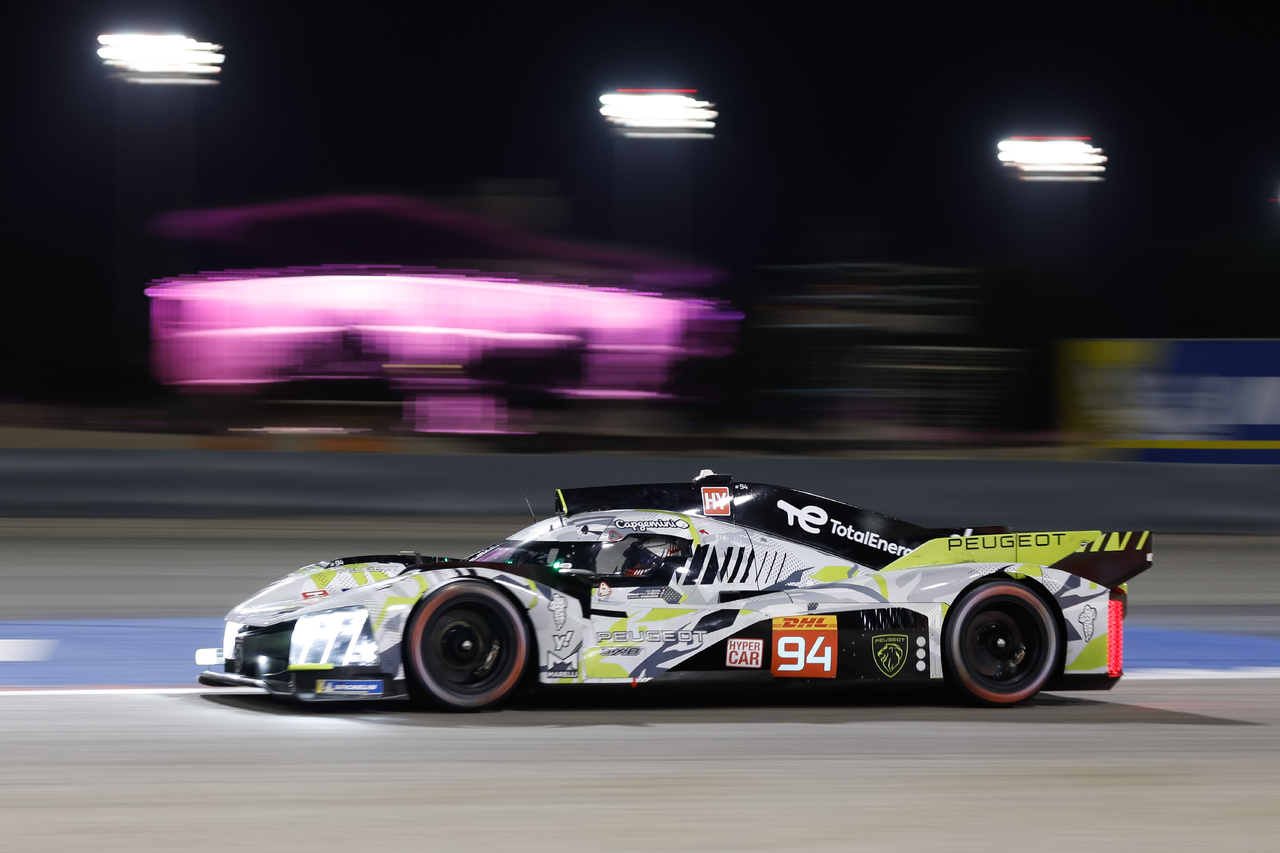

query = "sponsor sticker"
[549,593,568,630]
[774,615,838,631]
[777,499,828,533]
[871,634,908,678]
[613,517,690,532]
[776,499,912,557]
[301,589,329,600]
[701,486,732,516]
[316,679,384,695]
[547,650,579,679]
[771,615,837,679]
[596,629,706,644]
[947,533,1069,552]
[726,637,763,669]
[1078,604,1097,642]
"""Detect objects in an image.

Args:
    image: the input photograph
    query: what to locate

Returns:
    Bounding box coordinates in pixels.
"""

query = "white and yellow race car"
[198,471,1150,708]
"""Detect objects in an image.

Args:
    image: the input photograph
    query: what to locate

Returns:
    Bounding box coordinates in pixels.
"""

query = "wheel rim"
[958,594,1049,693]
[423,603,512,692]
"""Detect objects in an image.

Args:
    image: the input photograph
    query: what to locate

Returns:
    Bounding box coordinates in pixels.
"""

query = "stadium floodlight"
[97,34,224,85]
[997,137,1106,181]
[599,90,717,139]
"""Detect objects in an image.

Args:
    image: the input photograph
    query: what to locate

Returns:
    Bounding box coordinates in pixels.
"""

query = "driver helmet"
[620,536,685,577]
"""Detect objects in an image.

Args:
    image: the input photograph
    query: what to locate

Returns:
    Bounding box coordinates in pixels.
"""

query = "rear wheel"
[405,581,529,711]
[944,580,1059,705]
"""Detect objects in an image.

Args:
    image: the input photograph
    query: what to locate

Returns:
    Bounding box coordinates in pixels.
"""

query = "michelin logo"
[316,679,384,695]
[1078,604,1097,642]
[777,499,912,557]
[549,592,568,630]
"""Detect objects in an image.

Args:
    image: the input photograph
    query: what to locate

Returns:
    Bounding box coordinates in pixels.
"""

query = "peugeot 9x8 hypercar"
[197,471,1149,708]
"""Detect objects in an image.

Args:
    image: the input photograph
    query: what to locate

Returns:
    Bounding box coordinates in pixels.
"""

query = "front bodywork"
[203,479,1149,700]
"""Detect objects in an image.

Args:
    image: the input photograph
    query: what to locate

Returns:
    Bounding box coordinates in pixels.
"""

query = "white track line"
[0,639,59,661]
[1123,667,1280,680]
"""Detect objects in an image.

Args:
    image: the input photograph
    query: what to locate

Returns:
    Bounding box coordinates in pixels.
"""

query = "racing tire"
[405,581,530,711]
[943,580,1060,706]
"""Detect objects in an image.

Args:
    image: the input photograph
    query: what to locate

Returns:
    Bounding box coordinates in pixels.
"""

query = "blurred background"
[6,7,1280,852]
[3,4,1279,459]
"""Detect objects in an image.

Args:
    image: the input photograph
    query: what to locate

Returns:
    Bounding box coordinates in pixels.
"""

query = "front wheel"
[944,580,1060,705]
[405,581,530,711]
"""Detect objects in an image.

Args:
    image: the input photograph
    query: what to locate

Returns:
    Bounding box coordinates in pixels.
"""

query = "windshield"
[473,540,600,570]
[474,534,692,579]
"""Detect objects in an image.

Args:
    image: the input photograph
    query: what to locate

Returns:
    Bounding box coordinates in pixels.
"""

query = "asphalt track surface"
[0,681,1278,851]
[1,519,1279,850]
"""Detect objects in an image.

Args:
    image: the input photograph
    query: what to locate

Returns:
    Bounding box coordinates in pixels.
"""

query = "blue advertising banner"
[1059,340,1280,463]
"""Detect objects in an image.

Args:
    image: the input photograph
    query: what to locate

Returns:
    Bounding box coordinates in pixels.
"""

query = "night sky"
[3,4,1279,331]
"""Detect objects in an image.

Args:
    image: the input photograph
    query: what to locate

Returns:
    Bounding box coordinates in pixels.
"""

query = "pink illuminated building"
[146,265,739,432]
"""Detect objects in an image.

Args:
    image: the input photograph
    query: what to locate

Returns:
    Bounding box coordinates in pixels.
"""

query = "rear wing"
[1050,531,1153,588]
[883,530,1152,589]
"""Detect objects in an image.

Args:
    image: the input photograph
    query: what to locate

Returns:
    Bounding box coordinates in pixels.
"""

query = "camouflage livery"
[201,476,1148,701]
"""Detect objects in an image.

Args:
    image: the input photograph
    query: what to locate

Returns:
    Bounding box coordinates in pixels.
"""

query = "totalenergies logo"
[777,500,911,557]
[777,499,827,533]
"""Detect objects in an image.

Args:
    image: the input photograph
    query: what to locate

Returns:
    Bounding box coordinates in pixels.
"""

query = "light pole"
[97,34,225,338]
[997,136,1106,272]
[600,90,717,253]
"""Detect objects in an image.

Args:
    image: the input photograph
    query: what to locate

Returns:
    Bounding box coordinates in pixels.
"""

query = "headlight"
[289,607,380,668]
[223,621,244,661]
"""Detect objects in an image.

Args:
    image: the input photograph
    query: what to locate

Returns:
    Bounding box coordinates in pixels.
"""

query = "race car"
[197,471,1151,708]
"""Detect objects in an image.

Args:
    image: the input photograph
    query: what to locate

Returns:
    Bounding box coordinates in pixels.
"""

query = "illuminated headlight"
[223,621,244,661]
[289,608,380,668]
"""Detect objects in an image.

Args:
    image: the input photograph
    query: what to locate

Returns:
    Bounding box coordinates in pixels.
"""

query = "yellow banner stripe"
[1097,440,1280,449]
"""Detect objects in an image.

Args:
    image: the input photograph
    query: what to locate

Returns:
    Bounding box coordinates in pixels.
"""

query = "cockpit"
[472,532,691,581]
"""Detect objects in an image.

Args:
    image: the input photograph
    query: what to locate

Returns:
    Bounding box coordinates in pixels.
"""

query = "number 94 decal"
[770,615,837,678]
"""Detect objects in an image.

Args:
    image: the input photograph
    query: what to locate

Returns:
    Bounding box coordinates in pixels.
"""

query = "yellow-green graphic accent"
[881,531,1102,572]
[1065,634,1110,671]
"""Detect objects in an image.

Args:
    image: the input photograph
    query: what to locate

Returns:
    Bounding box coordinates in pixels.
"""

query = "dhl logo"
[772,615,838,631]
